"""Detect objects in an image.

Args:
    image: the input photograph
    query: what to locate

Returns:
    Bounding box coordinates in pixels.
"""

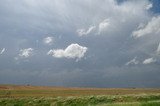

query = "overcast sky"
[0,0,160,88]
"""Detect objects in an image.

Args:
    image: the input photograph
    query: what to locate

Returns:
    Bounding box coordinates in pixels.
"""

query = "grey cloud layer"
[0,0,160,87]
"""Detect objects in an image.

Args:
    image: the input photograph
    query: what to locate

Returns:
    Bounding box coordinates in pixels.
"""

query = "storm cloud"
[0,0,160,88]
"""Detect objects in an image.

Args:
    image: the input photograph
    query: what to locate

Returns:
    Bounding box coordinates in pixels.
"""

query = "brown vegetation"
[0,84,160,98]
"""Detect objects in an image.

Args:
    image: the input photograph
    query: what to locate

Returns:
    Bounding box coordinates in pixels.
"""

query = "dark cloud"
[0,0,160,87]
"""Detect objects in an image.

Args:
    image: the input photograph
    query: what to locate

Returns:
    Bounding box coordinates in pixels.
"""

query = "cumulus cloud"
[47,49,64,58]
[125,57,139,65]
[143,58,156,64]
[132,16,160,38]
[0,48,5,55]
[43,37,54,45]
[145,3,153,10]
[98,19,110,34]
[157,43,160,54]
[77,26,96,36]
[47,43,87,59]
[19,48,34,58]
[77,18,111,36]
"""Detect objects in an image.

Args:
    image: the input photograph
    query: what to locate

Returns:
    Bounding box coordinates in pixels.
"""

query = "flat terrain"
[0,85,160,106]
[0,84,160,97]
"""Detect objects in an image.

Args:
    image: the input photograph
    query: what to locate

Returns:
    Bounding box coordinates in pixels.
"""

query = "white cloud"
[0,48,5,55]
[77,26,96,36]
[77,18,111,36]
[47,49,65,58]
[157,43,160,55]
[19,48,34,58]
[48,43,87,59]
[98,19,110,34]
[125,57,139,65]
[43,37,54,45]
[145,3,152,10]
[143,58,156,64]
[132,16,160,38]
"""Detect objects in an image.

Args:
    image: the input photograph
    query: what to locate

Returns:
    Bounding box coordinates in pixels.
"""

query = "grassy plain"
[0,84,160,106]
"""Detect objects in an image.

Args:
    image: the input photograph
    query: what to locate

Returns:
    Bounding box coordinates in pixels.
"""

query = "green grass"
[0,94,160,106]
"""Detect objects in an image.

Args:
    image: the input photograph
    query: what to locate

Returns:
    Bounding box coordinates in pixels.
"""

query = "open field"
[0,85,160,106]
[1,85,160,97]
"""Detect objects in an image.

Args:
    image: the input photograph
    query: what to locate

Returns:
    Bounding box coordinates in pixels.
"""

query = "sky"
[0,0,160,88]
